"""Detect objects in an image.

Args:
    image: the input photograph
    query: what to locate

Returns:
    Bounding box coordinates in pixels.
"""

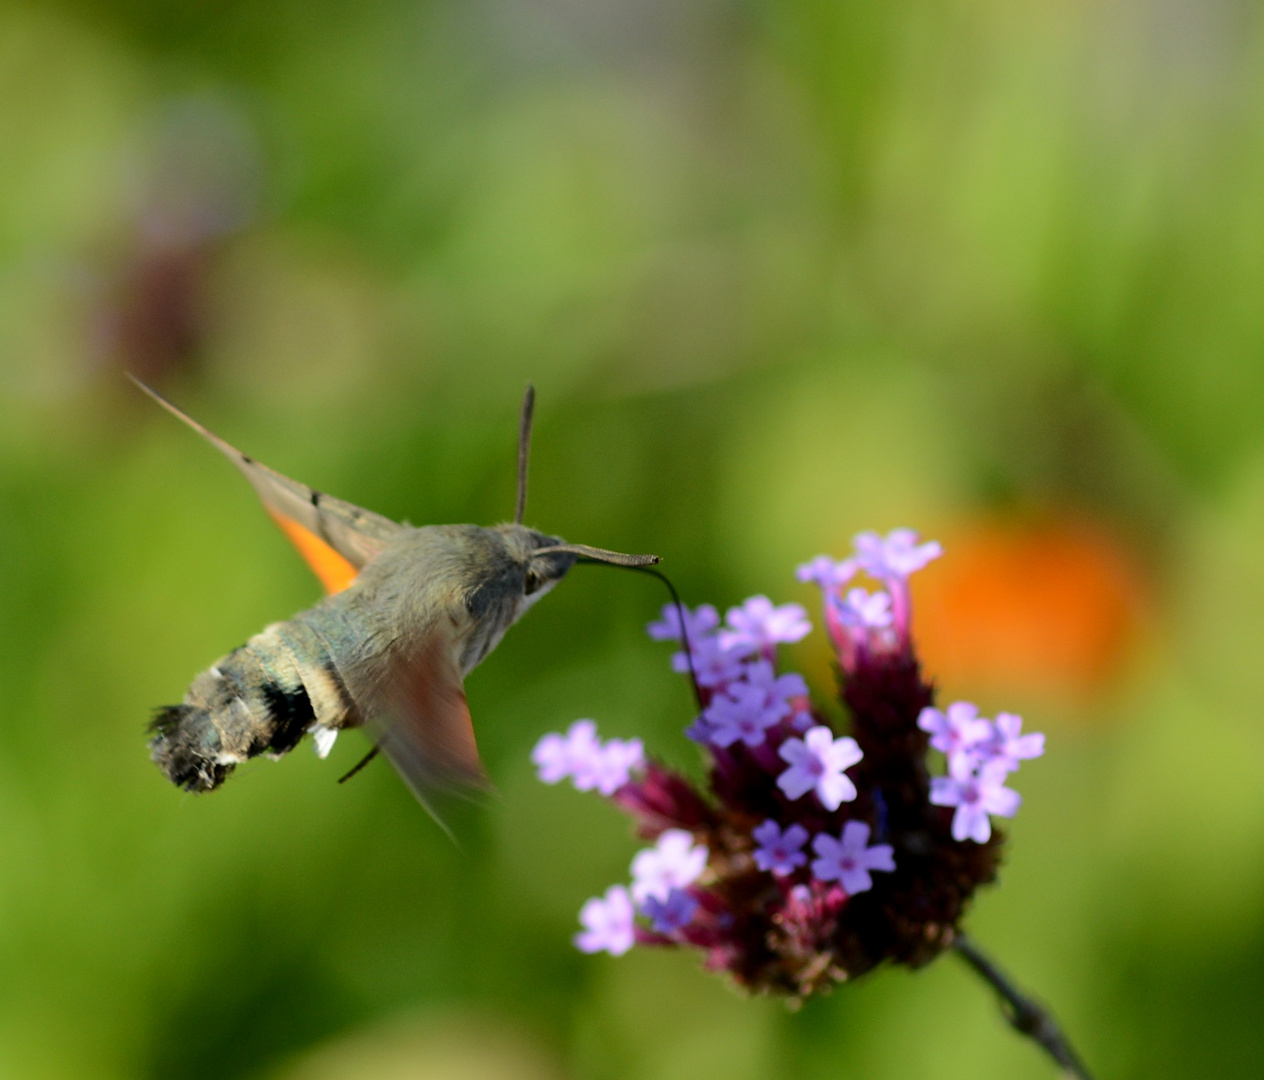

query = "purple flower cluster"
[572,829,712,952]
[531,719,645,796]
[533,528,1045,999]
[919,704,1043,843]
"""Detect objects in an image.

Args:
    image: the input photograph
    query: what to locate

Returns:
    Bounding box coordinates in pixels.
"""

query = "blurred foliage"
[1,0,1263,1076]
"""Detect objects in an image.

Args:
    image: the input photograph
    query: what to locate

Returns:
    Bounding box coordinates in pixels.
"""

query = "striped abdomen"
[149,615,359,792]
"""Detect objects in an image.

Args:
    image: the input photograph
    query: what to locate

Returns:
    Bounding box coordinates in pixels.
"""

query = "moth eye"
[523,569,542,596]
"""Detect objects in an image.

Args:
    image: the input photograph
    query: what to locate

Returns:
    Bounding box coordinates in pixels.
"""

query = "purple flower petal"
[532,720,602,786]
[752,820,809,875]
[929,761,1021,844]
[630,829,709,903]
[917,702,993,766]
[640,887,699,932]
[590,738,646,795]
[851,529,943,580]
[953,802,993,844]
[575,885,635,955]
[672,635,746,689]
[980,712,1045,773]
[718,595,812,654]
[531,732,572,784]
[699,659,806,748]
[775,739,822,801]
[776,726,862,810]
[647,603,720,642]
[831,587,893,629]
[810,821,895,895]
[795,555,857,589]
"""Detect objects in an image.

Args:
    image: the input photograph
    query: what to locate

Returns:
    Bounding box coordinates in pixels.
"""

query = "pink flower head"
[810,821,896,895]
[752,820,810,875]
[575,885,636,955]
[917,702,993,769]
[776,726,863,810]
[929,760,1021,843]
[719,595,812,655]
[851,529,943,581]
[630,829,709,903]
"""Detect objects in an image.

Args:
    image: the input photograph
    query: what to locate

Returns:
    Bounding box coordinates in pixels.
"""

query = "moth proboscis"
[135,377,658,828]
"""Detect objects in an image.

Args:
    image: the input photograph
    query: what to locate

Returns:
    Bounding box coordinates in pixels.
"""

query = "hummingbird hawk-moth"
[136,378,657,823]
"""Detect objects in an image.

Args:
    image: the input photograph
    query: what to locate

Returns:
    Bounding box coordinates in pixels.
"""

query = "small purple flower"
[851,528,943,580]
[718,596,812,655]
[743,659,809,703]
[929,761,1021,843]
[918,702,993,767]
[672,634,747,689]
[575,885,636,955]
[811,821,896,895]
[701,660,807,748]
[532,719,602,785]
[981,712,1045,773]
[647,602,720,643]
[831,587,894,629]
[631,829,709,903]
[684,714,718,744]
[752,820,809,875]
[641,887,699,932]
[777,726,863,810]
[704,687,784,748]
[588,738,646,795]
[795,555,857,589]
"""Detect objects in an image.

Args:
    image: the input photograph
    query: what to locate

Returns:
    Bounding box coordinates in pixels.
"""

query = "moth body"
[149,505,578,799]
[135,379,653,819]
[151,612,359,792]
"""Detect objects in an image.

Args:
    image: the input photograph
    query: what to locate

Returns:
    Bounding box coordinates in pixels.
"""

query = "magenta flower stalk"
[534,529,1091,1077]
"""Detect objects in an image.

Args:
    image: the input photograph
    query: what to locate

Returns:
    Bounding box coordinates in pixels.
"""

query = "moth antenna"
[515,383,535,525]
[537,543,659,567]
[572,560,703,710]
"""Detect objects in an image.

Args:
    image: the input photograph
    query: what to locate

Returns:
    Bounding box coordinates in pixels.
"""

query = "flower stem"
[953,935,1095,1080]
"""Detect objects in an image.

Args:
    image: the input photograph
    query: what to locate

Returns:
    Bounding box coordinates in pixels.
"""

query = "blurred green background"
[2,0,1263,1076]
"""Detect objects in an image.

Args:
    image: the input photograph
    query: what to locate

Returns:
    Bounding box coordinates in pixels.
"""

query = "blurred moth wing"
[132,379,403,591]
[134,377,657,825]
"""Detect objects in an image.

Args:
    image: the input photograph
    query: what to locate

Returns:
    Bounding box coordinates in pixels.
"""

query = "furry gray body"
[150,523,573,792]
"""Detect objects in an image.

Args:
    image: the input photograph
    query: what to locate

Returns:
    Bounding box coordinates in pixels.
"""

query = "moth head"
[519,528,579,604]
[493,525,660,614]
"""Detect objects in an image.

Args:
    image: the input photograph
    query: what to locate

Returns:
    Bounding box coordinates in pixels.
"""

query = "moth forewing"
[128,375,402,589]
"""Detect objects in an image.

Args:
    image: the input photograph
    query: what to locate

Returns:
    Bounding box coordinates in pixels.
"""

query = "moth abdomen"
[149,616,359,793]
[149,704,233,792]
[257,682,317,755]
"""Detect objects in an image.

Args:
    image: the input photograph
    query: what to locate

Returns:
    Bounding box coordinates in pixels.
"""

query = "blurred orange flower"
[910,517,1146,710]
